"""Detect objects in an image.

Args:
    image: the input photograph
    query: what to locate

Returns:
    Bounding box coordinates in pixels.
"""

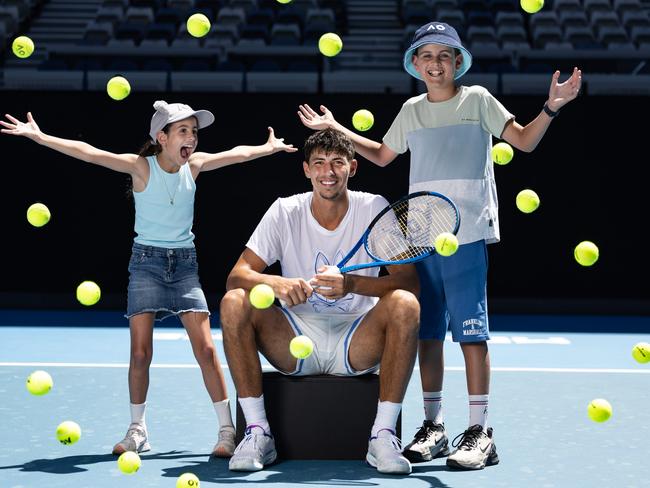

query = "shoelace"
[412,423,433,443]
[374,430,403,451]
[451,427,482,451]
[233,426,270,454]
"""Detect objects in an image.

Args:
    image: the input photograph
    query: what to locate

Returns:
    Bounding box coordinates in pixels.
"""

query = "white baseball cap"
[149,100,215,143]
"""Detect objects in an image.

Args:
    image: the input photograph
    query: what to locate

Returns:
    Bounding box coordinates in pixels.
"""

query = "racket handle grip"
[322,265,342,275]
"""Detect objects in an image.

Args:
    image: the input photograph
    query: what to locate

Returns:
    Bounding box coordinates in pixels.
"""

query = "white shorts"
[279,308,379,376]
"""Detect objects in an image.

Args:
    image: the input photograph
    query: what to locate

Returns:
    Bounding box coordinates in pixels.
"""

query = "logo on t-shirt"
[308,251,354,313]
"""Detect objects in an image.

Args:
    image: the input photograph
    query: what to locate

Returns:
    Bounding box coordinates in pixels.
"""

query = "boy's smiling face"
[412,44,463,87]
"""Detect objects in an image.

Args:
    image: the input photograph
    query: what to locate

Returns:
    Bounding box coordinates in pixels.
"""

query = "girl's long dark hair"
[126,125,169,199]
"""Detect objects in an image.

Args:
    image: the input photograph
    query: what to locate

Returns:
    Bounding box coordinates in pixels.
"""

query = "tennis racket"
[326,190,460,275]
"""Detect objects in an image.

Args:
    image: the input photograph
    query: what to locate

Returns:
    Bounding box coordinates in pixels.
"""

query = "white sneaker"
[366,429,412,475]
[212,426,236,458]
[446,424,499,470]
[403,420,449,462]
[112,423,151,455]
[228,425,277,472]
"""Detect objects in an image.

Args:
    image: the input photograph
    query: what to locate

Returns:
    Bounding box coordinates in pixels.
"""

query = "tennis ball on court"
[516,189,540,213]
[249,283,275,309]
[491,142,514,165]
[26,370,53,396]
[26,202,51,227]
[520,0,544,14]
[434,232,459,257]
[632,342,650,364]
[186,13,210,38]
[587,398,612,423]
[177,472,200,488]
[319,33,343,57]
[76,280,101,306]
[290,335,314,359]
[574,241,599,267]
[106,76,131,101]
[352,109,374,131]
[12,36,34,58]
[117,451,141,474]
[56,420,81,445]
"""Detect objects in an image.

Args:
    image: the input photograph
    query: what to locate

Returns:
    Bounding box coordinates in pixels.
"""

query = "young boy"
[298,21,581,470]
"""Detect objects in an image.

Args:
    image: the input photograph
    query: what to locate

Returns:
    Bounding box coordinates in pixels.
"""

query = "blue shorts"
[125,243,210,321]
[416,240,490,343]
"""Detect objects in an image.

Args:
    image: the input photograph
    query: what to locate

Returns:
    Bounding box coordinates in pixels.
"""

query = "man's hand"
[311,266,347,300]
[269,276,314,307]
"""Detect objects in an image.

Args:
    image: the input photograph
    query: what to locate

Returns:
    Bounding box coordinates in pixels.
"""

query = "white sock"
[238,395,270,433]
[130,402,146,430]
[213,399,234,431]
[468,394,489,429]
[423,391,443,424]
[371,401,402,437]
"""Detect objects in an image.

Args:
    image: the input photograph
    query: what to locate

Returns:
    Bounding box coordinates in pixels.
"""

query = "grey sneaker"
[212,426,236,458]
[446,424,499,470]
[366,429,412,475]
[112,423,151,455]
[228,425,277,471]
[403,420,449,462]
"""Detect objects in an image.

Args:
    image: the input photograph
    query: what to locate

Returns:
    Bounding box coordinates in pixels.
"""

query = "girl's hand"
[266,126,298,154]
[0,112,43,141]
[547,67,582,112]
[298,104,337,130]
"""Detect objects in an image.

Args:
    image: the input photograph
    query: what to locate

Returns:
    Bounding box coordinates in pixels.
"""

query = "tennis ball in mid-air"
[249,284,275,309]
[491,142,514,165]
[106,76,131,101]
[290,335,314,359]
[118,451,142,474]
[186,13,210,38]
[520,0,544,14]
[587,398,612,423]
[26,370,53,396]
[574,241,599,266]
[12,36,34,58]
[276,0,292,3]
[26,202,51,227]
[516,189,540,213]
[318,33,343,57]
[434,232,459,257]
[352,109,374,131]
[56,420,81,445]
[632,342,650,364]
[177,472,200,488]
[76,280,101,306]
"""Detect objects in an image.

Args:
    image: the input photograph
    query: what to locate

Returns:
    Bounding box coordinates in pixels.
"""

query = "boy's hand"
[547,67,582,112]
[0,112,42,141]
[297,104,336,130]
[265,126,298,154]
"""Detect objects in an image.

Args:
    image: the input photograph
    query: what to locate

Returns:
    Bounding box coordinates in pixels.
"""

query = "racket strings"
[367,195,458,262]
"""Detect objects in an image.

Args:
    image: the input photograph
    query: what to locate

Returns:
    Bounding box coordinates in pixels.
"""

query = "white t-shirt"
[246,190,389,315]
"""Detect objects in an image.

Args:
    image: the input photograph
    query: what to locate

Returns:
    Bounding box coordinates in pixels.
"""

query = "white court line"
[1,362,649,374]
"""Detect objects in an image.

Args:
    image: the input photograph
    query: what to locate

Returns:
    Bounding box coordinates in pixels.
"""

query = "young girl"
[1,100,297,457]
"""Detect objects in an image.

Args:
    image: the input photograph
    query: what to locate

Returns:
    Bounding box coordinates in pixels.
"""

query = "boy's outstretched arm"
[1,112,140,173]
[502,67,582,153]
[193,126,297,172]
[298,104,398,167]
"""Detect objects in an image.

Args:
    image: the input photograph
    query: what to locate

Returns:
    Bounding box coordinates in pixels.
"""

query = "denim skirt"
[126,242,210,321]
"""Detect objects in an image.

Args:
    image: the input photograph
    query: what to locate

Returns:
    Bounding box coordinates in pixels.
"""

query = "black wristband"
[543,103,560,117]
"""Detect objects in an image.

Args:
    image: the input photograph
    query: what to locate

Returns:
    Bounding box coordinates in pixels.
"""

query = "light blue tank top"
[133,155,195,248]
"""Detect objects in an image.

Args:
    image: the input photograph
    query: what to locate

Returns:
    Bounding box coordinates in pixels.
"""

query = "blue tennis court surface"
[1,314,649,488]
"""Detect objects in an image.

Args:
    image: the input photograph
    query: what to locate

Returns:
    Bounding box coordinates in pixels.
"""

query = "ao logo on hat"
[428,23,446,31]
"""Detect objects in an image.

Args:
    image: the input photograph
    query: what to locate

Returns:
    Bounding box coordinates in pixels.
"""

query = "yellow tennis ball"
[318,33,343,57]
[276,0,292,3]
[632,342,650,364]
[574,241,599,267]
[434,232,459,257]
[352,109,374,131]
[106,76,131,101]
[491,142,514,165]
[76,280,101,306]
[56,420,81,445]
[12,35,34,58]
[186,13,210,38]
[26,202,51,227]
[520,0,544,14]
[249,284,275,309]
[516,189,540,213]
[290,335,314,359]
[26,370,53,396]
[118,451,141,474]
[177,472,200,488]
[587,398,612,423]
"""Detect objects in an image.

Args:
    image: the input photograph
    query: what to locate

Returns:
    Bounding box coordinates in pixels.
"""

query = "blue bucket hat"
[403,22,472,81]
